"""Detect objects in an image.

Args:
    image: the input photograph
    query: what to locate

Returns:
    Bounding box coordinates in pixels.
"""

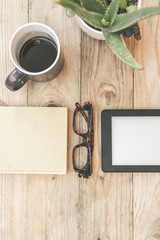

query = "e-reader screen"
[101,110,160,172]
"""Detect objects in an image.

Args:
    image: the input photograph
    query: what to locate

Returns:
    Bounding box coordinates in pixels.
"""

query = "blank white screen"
[112,116,160,165]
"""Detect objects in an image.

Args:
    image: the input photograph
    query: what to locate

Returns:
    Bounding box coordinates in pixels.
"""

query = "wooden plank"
[79,30,134,239]
[26,0,81,239]
[133,173,160,240]
[134,0,160,109]
[133,0,160,239]
[0,0,28,240]
[0,0,28,106]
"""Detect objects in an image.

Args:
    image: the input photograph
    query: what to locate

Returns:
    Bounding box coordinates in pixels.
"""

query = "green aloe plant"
[58,0,160,69]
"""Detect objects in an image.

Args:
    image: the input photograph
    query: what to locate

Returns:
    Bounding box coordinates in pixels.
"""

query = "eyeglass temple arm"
[89,105,93,132]
[80,146,92,178]
[78,162,92,178]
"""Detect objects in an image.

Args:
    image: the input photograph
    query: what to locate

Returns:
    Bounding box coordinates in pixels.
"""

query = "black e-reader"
[101,109,160,172]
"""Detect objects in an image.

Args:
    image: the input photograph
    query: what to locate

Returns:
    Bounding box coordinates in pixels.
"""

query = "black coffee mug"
[6,22,64,91]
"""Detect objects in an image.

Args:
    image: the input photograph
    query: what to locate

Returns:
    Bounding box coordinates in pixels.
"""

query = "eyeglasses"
[72,102,94,178]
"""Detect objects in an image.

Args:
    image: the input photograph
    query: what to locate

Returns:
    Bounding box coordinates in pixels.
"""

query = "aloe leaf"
[107,6,160,32]
[58,0,105,28]
[103,30,143,69]
[100,0,108,8]
[66,8,76,17]
[106,0,119,26]
[80,0,106,14]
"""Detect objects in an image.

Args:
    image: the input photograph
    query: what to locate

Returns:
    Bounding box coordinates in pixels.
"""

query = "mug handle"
[5,68,29,91]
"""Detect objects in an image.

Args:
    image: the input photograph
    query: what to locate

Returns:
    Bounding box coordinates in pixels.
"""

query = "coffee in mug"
[6,22,64,91]
[19,36,58,73]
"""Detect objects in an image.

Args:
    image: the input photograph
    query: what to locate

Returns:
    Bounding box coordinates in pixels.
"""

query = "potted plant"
[58,0,160,69]
[76,0,141,41]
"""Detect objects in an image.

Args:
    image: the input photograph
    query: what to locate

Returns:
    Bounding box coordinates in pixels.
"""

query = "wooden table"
[1,0,160,239]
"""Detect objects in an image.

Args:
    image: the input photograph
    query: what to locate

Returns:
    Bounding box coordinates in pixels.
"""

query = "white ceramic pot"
[76,0,142,40]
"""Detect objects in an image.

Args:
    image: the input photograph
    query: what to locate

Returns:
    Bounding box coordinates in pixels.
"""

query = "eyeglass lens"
[74,110,89,134]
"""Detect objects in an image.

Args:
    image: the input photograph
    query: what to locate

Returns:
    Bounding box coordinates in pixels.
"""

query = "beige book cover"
[0,107,67,174]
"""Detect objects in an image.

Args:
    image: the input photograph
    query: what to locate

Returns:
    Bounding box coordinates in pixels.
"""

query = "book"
[0,107,67,174]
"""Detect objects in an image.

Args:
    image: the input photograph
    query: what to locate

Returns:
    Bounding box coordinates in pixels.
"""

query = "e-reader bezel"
[101,109,160,172]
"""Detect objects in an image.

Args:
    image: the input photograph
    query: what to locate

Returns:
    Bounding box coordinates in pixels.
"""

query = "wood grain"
[0,0,160,239]
[0,0,28,240]
[0,0,28,106]
[133,1,160,240]
[27,0,81,239]
[134,0,160,109]
[79,27,134,239]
